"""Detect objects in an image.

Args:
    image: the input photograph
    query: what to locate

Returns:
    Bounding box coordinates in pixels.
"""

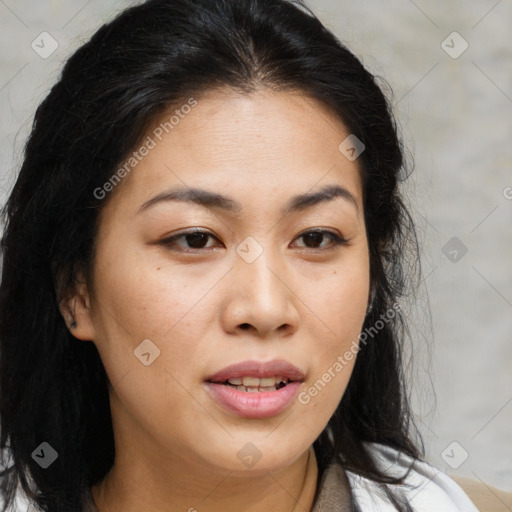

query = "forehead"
[101,87,364,218]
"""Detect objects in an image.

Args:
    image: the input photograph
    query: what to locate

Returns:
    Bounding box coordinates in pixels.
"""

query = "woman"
[0,0,480,511]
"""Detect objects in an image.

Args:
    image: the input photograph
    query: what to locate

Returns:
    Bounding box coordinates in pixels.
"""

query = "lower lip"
[204,381,301,419]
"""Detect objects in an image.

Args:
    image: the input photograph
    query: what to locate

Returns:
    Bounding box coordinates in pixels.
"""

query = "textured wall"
[1,0,511,492]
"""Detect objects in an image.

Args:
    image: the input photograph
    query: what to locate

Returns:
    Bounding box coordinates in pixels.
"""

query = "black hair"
[0,0,424,510]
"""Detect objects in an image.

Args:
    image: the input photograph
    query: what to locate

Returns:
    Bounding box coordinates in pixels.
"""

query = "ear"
[58,271,96,341]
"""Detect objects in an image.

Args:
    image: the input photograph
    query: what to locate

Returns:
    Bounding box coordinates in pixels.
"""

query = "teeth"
[242,376,260,387]
[233,385,278,392]
[226,376,289,387]
[223,375,289,392]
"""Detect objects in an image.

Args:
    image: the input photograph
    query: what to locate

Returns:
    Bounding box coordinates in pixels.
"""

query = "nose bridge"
[228,235,296,333]
[235,236,284,302]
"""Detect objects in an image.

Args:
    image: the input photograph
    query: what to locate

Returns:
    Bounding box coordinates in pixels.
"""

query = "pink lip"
[204,381,302,419]
[204,359,305,419]
[205,359,305,383]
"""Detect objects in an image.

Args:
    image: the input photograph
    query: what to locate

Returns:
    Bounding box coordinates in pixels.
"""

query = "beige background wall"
[1,0,510,492]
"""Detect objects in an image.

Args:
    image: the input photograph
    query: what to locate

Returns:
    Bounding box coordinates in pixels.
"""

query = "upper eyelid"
[168,227,341,237]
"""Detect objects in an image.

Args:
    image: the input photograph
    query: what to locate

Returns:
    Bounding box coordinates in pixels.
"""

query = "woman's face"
[73,87,370,475]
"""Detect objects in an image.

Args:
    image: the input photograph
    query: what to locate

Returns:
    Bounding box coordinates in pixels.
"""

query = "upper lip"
[205,359,305,383]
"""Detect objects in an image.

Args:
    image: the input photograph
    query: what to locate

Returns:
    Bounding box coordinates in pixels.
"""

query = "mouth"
[205,358,305,389]
[204,359,305,418]
[208,375,293,393]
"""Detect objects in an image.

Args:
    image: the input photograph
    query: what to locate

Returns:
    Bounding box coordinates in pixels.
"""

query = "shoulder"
[449,474,512,512]
[343,442,480,511]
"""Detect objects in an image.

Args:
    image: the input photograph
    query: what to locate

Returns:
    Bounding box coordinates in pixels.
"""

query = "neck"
[91,445,319,512]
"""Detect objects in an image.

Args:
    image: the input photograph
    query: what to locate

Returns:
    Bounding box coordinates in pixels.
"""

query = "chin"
[202,438,310,476]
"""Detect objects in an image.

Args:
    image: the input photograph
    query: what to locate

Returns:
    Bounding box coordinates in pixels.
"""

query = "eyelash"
[159,228,348,253]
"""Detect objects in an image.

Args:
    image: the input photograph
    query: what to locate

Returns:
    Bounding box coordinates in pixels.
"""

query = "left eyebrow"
[282,184,359,215]
[137,184,359,216]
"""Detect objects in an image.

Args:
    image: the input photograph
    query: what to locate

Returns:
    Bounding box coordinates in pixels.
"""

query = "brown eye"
[160,230,221,252]
[181,232,212,249]
[293,229,347,250]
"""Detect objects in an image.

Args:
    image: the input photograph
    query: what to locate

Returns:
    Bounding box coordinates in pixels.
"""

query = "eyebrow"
[137,184,359,216]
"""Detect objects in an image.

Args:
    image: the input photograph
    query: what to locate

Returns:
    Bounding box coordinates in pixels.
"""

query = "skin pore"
[61,87,370,512]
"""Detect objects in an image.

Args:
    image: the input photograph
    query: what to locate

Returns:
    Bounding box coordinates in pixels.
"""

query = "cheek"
[296,255,369,411]
[92,243,227,339]
[88,247,218,444]
[88,243,226,390]
[302,254,369,346]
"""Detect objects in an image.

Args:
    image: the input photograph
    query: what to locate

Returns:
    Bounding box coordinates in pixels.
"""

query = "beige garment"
[449,474,512,512]
[311,461,354,511]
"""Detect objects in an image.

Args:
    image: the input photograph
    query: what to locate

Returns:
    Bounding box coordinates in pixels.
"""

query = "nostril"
[240,323,251,330]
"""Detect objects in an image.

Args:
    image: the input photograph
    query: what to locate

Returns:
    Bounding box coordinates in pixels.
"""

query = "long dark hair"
[0,0,424,510]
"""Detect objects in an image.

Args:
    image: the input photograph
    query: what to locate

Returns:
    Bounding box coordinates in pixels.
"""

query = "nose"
[220,246,299,338]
